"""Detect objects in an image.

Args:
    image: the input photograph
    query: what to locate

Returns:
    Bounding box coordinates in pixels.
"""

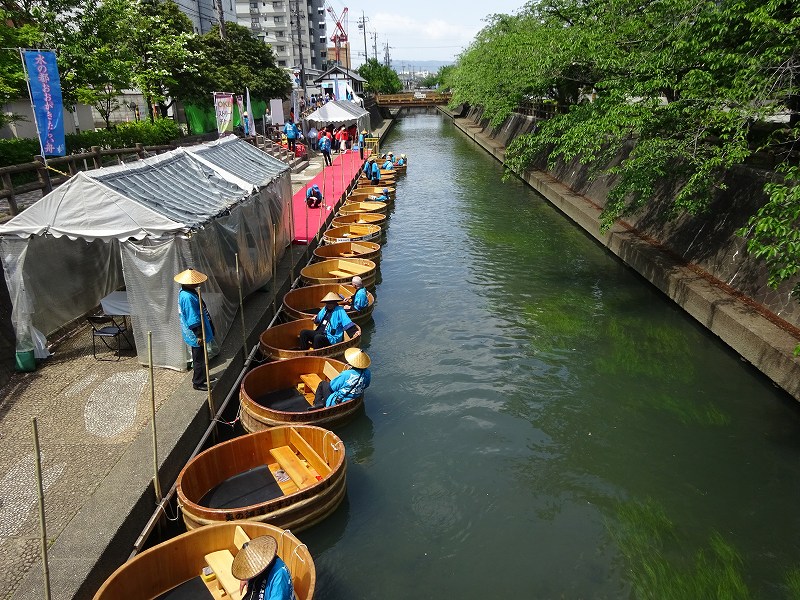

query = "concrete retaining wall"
[443,105,800,401]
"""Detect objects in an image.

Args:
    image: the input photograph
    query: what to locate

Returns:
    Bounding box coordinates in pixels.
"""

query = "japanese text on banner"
[22,51,66,156]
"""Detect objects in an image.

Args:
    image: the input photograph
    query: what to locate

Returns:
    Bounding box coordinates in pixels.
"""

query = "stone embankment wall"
[446,104,800,401]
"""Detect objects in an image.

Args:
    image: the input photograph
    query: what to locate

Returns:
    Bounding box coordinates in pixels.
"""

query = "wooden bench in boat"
[337,262,371,275]
[299,362,342,403]
[270,445,317,489]
[203,526,251,600]
[327,270,353,278]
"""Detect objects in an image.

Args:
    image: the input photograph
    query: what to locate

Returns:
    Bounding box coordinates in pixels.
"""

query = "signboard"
[213,92,234,133]
[22,50,65,156]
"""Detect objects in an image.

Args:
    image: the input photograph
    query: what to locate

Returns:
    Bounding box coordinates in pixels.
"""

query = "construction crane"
[326,4,348,65]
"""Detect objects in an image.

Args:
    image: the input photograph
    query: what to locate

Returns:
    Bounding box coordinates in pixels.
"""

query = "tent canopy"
[0,137,293,369]
[304,100,370,131]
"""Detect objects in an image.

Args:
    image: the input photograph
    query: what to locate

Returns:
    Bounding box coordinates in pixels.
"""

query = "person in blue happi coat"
[366,187,390,202]
[232,535,293,600]
[368,158,381,184]
[298,292,358,349]
[343,276,369,312]
[175,268,217,391]
[381,156,394,170]
[305,184,323,208]
[283,119,298,152]
[312,347,371,408]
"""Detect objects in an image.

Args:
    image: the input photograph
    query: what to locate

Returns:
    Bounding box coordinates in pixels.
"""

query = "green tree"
[176,23,291,107]
[0,14,42,128]
[58,0,135,128]
[357,59,402,94]
[448,0,800,303]
[420,65,454,90]
[124,0,197,120]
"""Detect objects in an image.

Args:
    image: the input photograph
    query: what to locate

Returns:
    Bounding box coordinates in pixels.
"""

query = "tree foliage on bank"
[449,0,800,299]
[1,0,290,127]
[358,59,402,94]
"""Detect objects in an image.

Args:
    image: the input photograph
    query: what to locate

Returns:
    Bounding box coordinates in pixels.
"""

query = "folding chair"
[87,315,133,361]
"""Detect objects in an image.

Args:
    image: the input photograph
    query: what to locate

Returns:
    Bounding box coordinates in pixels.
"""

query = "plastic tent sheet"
[0,139,291,368]
[304,100,370,132]
[0,173,183,241]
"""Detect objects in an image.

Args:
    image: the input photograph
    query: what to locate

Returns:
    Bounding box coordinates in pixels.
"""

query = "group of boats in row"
[92,155,405,599]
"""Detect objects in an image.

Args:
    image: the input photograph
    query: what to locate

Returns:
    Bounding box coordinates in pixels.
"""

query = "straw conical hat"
[344,347,371,369]
[174,268,208,285]
[231,536,278,581]
[320,292,341,303]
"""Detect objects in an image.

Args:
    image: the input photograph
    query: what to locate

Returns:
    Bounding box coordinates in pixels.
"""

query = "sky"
[323,0,527,68]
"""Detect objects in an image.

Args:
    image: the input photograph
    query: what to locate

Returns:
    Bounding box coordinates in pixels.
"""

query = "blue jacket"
[283,122,298,139]
[326,367,371,406]
[351,287,369,311]
[314,305,355,344]
[246,556,293,600]
[318,136,331,152]
[395,158,405,166]
[381,160,394,170]
[370,162,380,181]
[178,288,214,348]
[306,185,322,200]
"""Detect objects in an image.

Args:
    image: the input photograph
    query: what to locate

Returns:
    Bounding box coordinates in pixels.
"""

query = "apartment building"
[236,0,328,76]
[175,0,237,34]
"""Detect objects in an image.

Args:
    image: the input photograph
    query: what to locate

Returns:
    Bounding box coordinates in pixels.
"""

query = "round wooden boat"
[92,522,315,600]
[177,425,346,533]
[313,240,381,263]
[300,258,377,287]
[322,224,382,244]
[259,318,362,360]
[331,212,387,229]
[241,357,365,431]
[283,283,375,324]
[392,163,407,173]
[351,185,395,198]
[338,201,388,216]
[358,177,396,188]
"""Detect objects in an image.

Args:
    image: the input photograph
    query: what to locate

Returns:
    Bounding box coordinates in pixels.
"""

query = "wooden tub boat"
[93,522,315,600]
[322,224,382,244]
[338,201,388,216]
[358,177,395,188]
[345,193,393,207]
[351,185,395,198]
[177,425,346,533]
[331,212,387,229]
[313,240,381,263]
[241,357,365,431]
[283,283,375,324]
[259,318,361,361]
[300,258,377,287]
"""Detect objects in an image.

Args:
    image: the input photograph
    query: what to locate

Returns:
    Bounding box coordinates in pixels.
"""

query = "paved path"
[0,327,184,600]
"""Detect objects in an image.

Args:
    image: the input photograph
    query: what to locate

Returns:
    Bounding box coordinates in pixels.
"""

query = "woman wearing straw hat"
[232,535,293,600]
[175,268,216,391]
[311,347,371,409]
[298,292,358,349]
[342,276,369,312]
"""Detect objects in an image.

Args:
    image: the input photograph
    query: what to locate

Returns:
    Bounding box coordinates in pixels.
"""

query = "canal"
[299,112,800,598]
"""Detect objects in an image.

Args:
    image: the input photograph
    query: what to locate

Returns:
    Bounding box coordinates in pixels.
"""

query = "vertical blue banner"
[22,51,66,156]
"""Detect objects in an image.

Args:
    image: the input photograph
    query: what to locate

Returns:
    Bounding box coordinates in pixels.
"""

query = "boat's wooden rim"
[91,521,316,600]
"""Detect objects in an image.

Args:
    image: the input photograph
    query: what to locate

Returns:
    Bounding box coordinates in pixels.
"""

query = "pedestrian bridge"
[375,92,452,107]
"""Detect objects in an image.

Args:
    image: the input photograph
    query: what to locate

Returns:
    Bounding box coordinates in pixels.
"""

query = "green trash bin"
[15,349,36,372]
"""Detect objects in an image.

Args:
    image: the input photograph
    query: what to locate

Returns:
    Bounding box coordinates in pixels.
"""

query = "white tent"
[0,137,292,369]
[304,100,370,132]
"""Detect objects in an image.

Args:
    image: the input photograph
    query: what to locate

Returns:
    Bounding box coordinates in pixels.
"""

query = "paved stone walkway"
[0,324,184,599]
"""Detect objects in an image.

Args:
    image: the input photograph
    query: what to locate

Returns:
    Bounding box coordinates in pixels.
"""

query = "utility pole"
[357,12,369,67]
[214,0,227,38]
[292,0,307,105]
[371,31,378,61]
[383,42,390,67]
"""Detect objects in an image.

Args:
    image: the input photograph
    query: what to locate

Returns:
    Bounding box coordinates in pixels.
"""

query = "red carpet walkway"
[292,150,365,244]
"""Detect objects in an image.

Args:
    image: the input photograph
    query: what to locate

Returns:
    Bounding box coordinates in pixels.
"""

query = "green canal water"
[300,113,800,599]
